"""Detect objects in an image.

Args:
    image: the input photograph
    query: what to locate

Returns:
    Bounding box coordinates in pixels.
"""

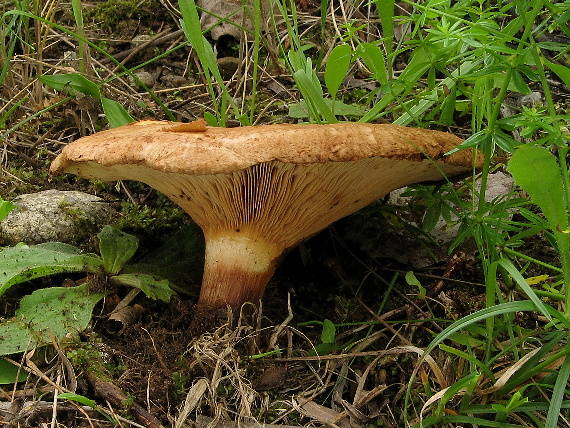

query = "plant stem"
[502,247,563,273]
[248,0,261,123]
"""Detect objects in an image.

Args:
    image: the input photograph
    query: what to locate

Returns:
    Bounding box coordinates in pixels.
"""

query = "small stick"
[86,374,164,428]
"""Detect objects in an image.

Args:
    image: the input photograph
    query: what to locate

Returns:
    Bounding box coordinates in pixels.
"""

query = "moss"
[58,199,88,221]
[67,343,125,381]
[85,0,162,31]
[171,371,190,399]
[114,197,186,235]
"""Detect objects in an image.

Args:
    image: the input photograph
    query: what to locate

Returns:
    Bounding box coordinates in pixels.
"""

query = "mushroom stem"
[198,232,284,308]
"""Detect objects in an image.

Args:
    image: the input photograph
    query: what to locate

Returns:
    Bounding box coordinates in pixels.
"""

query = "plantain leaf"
[508,145,567,232]
[324,44,352,99]
[101,97,134,128]
[40,73,100,98]
[98,226,138,275]
[0,242,102,296]
[111,273,175,302]
[0,284,104,355]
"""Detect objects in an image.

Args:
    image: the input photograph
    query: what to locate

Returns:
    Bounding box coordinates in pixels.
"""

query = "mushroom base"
[198,233,284,308]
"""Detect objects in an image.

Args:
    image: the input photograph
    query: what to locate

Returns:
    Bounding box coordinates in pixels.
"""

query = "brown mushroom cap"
[51,120,478,308]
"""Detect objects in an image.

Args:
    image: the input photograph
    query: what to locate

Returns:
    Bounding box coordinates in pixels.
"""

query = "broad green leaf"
[112,273,175,302]
[357,42,388,85]
[101,97,134,128]
[0,242,103,296]
[309,319,337,356]
[39,73,100,98]
[201,35,223,82]
[293,69,337,123]
[288,50,336,123]
[405,271,426,299]
[544,59,570,87]
[0,198,14,221]
[0,359,28,383]
[178,0,206,65]
[373,0,394,57]
[288,99,365,118]
[508,145,567,232]
[361,46,432,122]
[203,111,219,126]
[287,50,305,72]
[320,319,336,344]
[0,284,104,355]
[178,0,222,82]
[508,70,531,94]
[123,223,203,291]
[324,44,352,99]
[97,226,138,274]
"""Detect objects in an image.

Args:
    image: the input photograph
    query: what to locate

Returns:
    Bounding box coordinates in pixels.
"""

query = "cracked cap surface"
[50,120,479,176]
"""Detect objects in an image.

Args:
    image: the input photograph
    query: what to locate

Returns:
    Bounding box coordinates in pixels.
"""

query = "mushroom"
[50,120,478,308]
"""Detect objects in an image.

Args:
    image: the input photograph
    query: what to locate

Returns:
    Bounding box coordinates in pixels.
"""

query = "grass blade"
[373,0,394,62]
[498,259,553,322]
[70,0,88,73]
[545,355,570,428]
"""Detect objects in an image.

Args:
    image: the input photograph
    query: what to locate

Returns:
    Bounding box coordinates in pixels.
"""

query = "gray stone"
[131,34,152,46]
[198,0,278,41]
[131,71,156,88]
[518,91,543,107]
[0,190,115,245]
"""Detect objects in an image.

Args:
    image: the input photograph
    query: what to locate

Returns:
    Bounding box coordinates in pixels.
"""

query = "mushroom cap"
[50,120,477,176]
[51,120,480,254]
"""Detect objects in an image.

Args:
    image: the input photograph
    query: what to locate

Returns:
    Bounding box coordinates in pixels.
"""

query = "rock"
[131,34,152,46]
[131,71,156,88]
[476,171,514,202]
[518,91,543,107]
[198,0,278,41]
[217,56,240,78]
[198,0,248,41]
[0,190,115,245]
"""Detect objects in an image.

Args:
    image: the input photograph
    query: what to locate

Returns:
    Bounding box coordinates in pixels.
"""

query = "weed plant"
[0,0,569,426]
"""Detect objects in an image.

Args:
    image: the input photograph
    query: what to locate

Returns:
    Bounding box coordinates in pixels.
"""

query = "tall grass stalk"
[178,0,243,125]
[0,1,28,86]
[373,0,394,76]
[71,0,89,74]
[247,0,262,123]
